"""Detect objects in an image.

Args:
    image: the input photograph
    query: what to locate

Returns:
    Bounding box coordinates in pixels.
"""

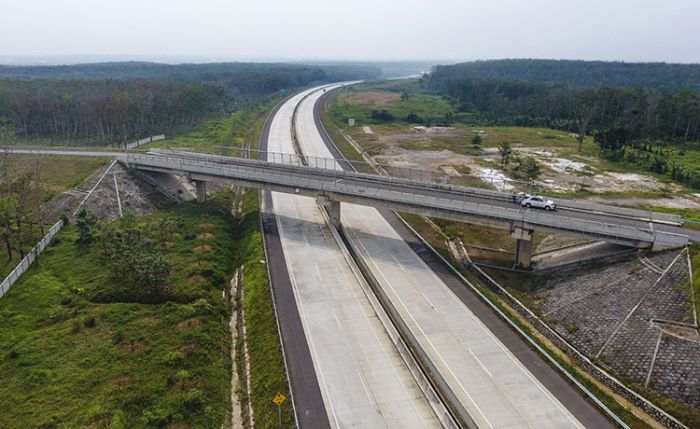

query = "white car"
[521,195,557,211]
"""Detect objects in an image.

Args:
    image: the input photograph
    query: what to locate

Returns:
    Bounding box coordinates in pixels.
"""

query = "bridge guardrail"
[124,152,687,248]
[166,148,684,225]
[6,145,683,225]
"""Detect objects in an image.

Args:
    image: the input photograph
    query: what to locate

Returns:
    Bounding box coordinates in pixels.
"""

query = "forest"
[431,59,700,92]
[426,60,700,188]
[0,62,380,144]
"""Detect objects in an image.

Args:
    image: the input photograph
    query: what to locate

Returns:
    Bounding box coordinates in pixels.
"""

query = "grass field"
[227,189,294,427]
[9,155,109,201]
[0,155,109,279]
[148,96,283,154]
[690,245,700,328]
[0,202,235,428]
[0,91,293,426]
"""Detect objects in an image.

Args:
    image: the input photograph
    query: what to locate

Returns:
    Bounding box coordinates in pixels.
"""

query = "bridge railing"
[124,152,686,246]
[5,145,681,225]
[166,146,682,225]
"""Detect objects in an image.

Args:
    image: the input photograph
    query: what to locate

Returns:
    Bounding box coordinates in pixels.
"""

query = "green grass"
[330,79,453,127]
[0,155,110,279]
[10,155,110,201]
[148,96,284,154]
[0,202,236,428]
[226,189,294,427]
[690,245,700,330]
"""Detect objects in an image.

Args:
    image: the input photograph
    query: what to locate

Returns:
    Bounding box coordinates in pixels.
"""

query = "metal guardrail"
[123,152,688,248]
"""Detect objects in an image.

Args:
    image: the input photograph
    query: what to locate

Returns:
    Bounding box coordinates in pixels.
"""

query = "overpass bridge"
[7,146,690,266]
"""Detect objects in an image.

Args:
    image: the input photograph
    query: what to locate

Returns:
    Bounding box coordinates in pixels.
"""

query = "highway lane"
[267,86,442,428]
[298,88,617,428]
[258,93,331,428]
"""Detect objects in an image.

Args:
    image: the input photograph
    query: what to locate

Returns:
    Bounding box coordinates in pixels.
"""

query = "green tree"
[75,209,98,244]
[0,194,18,260]
[498,142,513,166]
[522,157,542,181]
[471,134,482,148]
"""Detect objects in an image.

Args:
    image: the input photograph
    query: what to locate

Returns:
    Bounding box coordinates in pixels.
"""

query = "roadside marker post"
[272,393,286,427]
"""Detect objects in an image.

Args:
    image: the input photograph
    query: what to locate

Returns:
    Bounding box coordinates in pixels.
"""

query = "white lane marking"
[298,83,586,427]
[273,193,341,429]
[345,222,494,429]
[422,293,437,312]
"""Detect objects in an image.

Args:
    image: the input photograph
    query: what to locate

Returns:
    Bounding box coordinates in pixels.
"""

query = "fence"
[0,220,64,299]
[125,134,165,150]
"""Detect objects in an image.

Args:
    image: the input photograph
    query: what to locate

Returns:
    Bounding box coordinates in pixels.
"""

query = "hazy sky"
[1,0,699,63]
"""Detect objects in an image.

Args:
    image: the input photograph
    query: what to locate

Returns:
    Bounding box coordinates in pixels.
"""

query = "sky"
[1,0,699,64]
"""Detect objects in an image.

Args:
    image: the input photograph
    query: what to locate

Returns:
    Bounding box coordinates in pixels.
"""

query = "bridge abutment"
[512,226,534,268]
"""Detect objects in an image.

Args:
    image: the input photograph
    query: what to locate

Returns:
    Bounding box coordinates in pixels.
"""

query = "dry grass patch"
[193,244,213,253]
[176,318,202,330]
[197,232,214,239]
[341,91,400,107]
[178,344,199,355]
[186,274,206,285]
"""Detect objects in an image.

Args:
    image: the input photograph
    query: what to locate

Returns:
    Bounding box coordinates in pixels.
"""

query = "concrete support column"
[512,226,534,268]
[327,200,341,228]
[317,196,341,228]
[195,180,207,203]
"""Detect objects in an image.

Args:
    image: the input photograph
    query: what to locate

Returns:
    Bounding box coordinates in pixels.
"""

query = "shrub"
[82,316,96,328]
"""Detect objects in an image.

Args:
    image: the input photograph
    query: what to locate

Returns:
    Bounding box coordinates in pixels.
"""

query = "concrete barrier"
[338,220,476,429]
[125,134,165,150]
[317,203,460,429]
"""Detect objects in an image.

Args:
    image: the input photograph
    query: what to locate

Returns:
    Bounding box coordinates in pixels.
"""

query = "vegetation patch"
[222,189,295,427]
[0,202,236,428]
[690,244,700,323]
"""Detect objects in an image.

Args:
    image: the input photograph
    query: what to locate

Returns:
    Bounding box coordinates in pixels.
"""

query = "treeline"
[431,59,700,92]
[427,74,700,143]
[427,61,700,188]
[0,62,381,144]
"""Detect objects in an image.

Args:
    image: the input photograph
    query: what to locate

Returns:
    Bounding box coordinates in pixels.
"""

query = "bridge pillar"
[317,196,341,228]
[195,180,207,203]
[512,227,533,268]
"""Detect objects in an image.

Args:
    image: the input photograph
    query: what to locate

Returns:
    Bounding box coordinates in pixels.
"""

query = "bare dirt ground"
[534,249,699,408]
[346,125,700,209]
[39,162,203,223]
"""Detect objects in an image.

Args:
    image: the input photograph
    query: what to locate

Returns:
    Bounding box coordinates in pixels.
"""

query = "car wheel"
[525,203,531,208]
[545,205,551,211]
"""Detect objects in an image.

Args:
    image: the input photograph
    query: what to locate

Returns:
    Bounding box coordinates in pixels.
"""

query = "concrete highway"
[265,86,442,428]
[296,86,617,428]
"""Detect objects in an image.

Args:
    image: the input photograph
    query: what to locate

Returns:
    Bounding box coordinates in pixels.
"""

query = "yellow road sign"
[273,393,286,405]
